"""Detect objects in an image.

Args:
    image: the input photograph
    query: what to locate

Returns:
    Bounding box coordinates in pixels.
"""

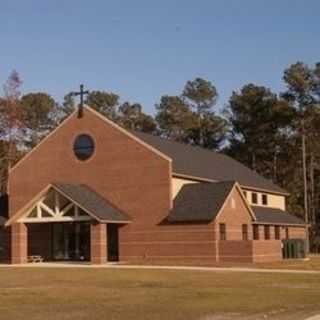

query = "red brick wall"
[252,240,282,262]
[218,240,282,263]
[288,226,307,239]
[214,188,283,263]
[218,240,253,263]
[119,222,217,264]
[215,187,254,262]
[215,187,253,240]
[9,108,171,228]
[11,223,27,264]
[91,223,107,264]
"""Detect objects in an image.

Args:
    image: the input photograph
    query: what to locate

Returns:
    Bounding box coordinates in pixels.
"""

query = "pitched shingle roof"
[253,206,305,225]
[132,131,287,194]
[52,183,131,223]
[167,181,236,223]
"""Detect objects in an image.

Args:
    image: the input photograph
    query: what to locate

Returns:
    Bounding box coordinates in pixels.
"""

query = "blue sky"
[0,0,319,114]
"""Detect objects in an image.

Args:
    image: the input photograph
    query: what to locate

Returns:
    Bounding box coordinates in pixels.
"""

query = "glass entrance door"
[52,223,71,260]
[52,223,90,261]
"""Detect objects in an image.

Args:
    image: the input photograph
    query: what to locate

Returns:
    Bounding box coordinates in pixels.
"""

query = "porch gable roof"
[51,183,131,224]
[6,183,131,226]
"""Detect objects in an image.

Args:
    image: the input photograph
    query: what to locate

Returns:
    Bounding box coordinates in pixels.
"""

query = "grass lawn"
[255,255,320,271]
[0,267,319,320]
[127,255,320,272]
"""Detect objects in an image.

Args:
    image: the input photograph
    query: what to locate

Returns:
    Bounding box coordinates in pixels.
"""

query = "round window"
[73,134,95,161]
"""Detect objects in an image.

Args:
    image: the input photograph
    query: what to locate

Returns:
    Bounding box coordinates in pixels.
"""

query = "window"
[251,193,258,204]
[253,225,259,240]
[262,194,268,205]
[275,226,280,240]
[73,134,95,161]
[264,225,270,240]
[242,224,248,240]
[219,223,226,240]
[243,191,247,198]
[285,227,289,240]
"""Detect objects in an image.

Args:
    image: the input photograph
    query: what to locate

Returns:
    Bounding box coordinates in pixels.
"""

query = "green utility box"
[282,239,306,259]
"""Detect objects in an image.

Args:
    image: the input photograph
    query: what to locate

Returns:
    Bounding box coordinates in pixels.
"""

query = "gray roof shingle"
[52,183,131,223]
[168,181,236,223]
[253,206,305,225]
[132,131,287,194]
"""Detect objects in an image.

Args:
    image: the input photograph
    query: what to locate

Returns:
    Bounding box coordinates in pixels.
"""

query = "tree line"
[1,61,320,251]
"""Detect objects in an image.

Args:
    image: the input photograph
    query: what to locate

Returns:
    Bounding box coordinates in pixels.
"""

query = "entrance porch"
[29,222,91,262]
[11,221,120,264]
[8,183,130,264]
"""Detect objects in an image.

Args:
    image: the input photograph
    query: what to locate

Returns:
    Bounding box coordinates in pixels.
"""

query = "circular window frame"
[73,134,95,162]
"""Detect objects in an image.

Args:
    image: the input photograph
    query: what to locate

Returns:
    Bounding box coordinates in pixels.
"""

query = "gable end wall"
[9,108,171,229]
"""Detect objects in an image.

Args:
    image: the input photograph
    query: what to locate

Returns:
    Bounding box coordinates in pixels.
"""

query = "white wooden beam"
[36,204,41,218]
[17,187,93,223]
[19,216,92,223]
[39,202,56,217]
[60,203,74,217]
[75,206,79,218]
[54,190,60,214]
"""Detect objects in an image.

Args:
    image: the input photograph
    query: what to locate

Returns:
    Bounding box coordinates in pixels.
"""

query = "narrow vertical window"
[253,225,259,240]
[243,191,247,198]
[219,223,226,240]
[242,224,248,240]
[285,227,289,239]
[251,193,258,204]
[275,226,280,240]
[264,225,270,240]
[262,194,268,206]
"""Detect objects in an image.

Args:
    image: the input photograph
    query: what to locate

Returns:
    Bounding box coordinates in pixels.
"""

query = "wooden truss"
[18,188,92,223]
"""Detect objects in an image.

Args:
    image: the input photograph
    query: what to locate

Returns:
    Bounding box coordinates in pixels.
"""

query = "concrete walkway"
[2,262,320,275]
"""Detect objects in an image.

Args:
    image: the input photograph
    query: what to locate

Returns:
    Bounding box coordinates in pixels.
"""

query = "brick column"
[214,224,220,263]
[90,223,107,264]
[11,223,28,264]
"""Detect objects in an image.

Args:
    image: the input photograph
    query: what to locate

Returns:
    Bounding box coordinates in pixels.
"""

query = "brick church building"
[0,106,306,265]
